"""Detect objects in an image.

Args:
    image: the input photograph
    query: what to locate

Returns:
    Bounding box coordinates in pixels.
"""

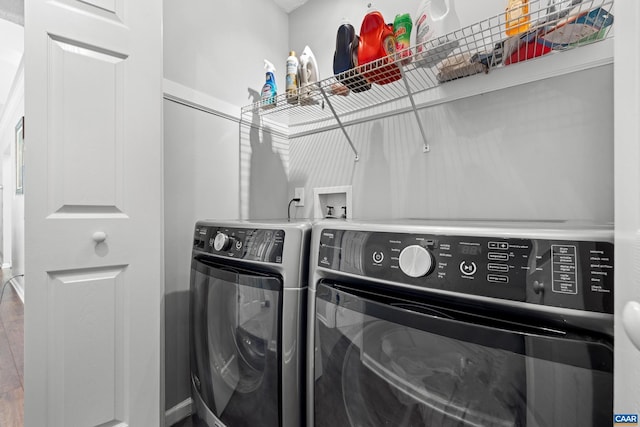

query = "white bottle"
[298,45,319,105]
[286,50,299,104]
[415,0,461,68]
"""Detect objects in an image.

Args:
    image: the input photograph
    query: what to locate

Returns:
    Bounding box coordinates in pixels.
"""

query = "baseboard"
[165,398,193,426]
[10,280,24,304]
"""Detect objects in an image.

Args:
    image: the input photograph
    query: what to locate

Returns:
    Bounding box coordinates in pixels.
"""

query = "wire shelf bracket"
[318,85,360,161]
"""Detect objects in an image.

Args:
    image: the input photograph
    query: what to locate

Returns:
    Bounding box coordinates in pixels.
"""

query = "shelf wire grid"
[241,0,614,136]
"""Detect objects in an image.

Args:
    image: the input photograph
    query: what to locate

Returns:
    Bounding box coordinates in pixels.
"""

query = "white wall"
[286,0,614,223]
[288,65,614,222]
[164,0,290,108]
[0,59,24,296]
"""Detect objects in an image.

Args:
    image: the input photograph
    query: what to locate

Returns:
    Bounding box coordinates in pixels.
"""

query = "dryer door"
[313,281,613,427]
[190,256,282,427]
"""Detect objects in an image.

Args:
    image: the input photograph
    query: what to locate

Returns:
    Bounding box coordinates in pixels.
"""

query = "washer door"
[190,256,281,427]
[313,282,613,427]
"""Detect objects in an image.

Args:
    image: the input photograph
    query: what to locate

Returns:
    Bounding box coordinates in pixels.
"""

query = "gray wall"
[288,65,614,222]
[163,0,290,413]
[163,99,240,410]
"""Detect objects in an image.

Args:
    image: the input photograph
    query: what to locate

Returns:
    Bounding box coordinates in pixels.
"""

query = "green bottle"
[394,13,413,64]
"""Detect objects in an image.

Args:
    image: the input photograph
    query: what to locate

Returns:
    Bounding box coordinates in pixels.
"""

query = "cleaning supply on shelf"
[393,13,413,65]
[333,21,370,93]
[540,7,613,48]
[298,45,320,105]
[437,52,487,83]
[503,30,552,65]
[414,0,461,68]
[261,60,277,109]
[505,0,530,36]
[286,51,299,104]
[357,9,401,85]
[504,6,614,65]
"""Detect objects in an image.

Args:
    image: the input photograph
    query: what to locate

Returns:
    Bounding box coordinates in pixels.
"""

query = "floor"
[0,278,24,426]
[0,275,194,427]
[173,414,207,427]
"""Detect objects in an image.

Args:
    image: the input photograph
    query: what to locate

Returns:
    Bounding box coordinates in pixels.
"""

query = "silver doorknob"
[92,231,107,243]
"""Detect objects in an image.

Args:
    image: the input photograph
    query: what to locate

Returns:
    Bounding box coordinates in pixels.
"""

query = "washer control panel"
[194,225,285,263]
[318,228,614,313]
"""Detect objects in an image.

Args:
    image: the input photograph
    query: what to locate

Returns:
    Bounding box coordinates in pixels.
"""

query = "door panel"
[49,267,126,427]
[79,0,118,14]
[25,0,162,425]
[52,0,124,23]
[49,35,126,214]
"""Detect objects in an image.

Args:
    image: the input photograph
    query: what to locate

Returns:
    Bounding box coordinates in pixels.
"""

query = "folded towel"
[437,53,487,83]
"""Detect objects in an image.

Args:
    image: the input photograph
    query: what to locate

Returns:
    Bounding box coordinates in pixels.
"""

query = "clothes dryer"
[190,220,311,427]
[307,219,614,427]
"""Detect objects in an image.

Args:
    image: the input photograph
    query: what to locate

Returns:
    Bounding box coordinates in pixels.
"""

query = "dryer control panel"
[194,225,285,263]
[318,229,614,314]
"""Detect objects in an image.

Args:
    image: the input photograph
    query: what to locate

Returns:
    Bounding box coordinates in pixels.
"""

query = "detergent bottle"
[394,13,413,65]
[505,0,530,36]
[261,60,277,109]
[415,0,461,68]
[333,20,370,93]
[357,9,401,85]
[298,45,320,105]
[286,51,299,104]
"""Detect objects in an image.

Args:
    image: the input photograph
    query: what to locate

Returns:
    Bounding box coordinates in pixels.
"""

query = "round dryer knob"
[399,245,434,278]
[213,233,232,251]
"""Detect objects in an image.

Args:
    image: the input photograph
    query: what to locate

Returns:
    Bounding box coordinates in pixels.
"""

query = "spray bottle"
[261,60,277,109]
[298,45,319,105]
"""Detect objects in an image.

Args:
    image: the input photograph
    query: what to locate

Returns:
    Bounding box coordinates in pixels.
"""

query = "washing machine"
[190,219,312,427]
[306,219,614,427]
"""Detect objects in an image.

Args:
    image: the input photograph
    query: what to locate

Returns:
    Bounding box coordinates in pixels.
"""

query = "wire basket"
[241,0,614,132]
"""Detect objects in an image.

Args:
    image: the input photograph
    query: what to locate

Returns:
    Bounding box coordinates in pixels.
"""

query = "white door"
[23,0,163,426]
[615,0,640,417]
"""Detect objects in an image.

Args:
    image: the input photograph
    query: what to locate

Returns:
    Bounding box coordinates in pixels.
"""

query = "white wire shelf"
[240,0,614,160]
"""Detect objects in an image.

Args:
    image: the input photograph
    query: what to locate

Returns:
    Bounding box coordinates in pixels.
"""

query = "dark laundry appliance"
[306,219,614,427]
[190,220,311,427]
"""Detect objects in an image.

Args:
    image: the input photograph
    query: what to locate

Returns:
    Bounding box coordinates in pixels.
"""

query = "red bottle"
[357,11,401,85]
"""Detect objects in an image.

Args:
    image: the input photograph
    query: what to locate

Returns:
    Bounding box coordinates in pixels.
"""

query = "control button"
[488,263,509,273]
[399,245,434,278]
[235,240,243,250]
[460,261,477,276]
[488,241,510,250]
[488,274,509,284]
[488,252,509,261]
[372,251,385,264]
[213,233,232,251]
